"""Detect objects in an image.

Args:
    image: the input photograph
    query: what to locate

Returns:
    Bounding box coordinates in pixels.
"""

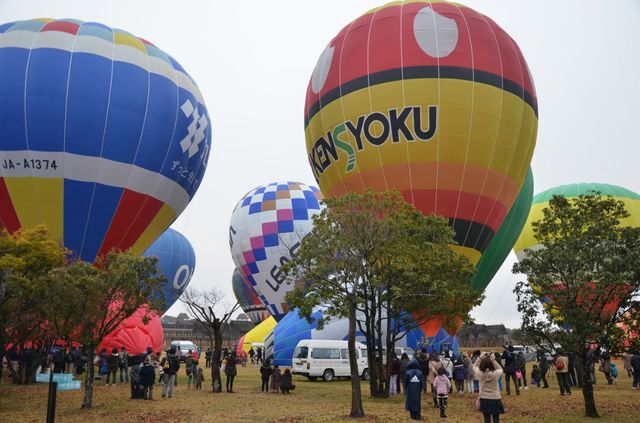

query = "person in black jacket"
[106,348,119,385]
[631,351,640,389]
[160,348,180,398]
[225,352,238,393]
[280,368,293,394]
[139,357,156,400]
[260,359,272,392]
[537,351,550,388]
[405,358,424,420]
[501,346,520,395]
[129,355,142,399]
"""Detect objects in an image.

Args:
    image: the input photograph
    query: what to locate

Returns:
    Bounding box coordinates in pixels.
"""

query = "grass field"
[1,362,638,422]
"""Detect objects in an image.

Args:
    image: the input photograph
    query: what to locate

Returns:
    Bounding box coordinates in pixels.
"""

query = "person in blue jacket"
[405,358,425,420]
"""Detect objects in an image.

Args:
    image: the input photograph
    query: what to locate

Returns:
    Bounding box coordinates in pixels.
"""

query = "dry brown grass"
[1,361,638,422]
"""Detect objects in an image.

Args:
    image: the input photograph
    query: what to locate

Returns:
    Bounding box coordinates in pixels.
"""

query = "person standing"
[106,348,119,385]
[428,353,443,408]
[623,352,633,378]
[417,349,429,393]
[205,348,212,368]
[389,353,400,396]
[531,364,542,387]
[260,358,272,392]
[461,352,474,394]
[404,358,424,420]
[119,347,129,383]
[553,351,571,395]
[537,351,550,388]
[139,356,156,400]
[160,347,180,399]
[225,352,238,393]
[249,348,255,365]
[280,369,293,394]
[270,365,282,393]
[433,367,451,418]
[515,352,528,390]
[475,353,505,423]
[399,352,410,394]
[599,352,614,385]
[256,347,262,365]
[452,357,467,394]
[185,350,196,389]
[630,350,640,389]
[195,366,205,390]
[501,346,520,395]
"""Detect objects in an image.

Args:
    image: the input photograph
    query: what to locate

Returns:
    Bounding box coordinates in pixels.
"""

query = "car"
[511,345,538,362]
[169,340,200,362]
[292,339,369,382]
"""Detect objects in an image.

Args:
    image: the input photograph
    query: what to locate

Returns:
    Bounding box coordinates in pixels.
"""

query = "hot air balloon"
[98,306,163,355]
[235,316,276,356]
[0,19,211,262]
[229,182,324,321]
[232,268,269,325]
[304,1,537,333]
[514,183,640,319]
[143,228,196,314]
[269,308,457,367]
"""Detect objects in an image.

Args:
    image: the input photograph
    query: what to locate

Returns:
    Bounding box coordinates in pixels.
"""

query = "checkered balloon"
[229,182,324,321]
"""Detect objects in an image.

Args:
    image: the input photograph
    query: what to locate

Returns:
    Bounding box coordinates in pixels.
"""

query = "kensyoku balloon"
[514,183,640,318]
[270,308,458,367]
[229,182,324,321]
[471,168,533,291]
[143,228,196,314]
[232,268,269,325]
[305,1,537,269]
[235,316,276,355]
[0,19,212,262]
[98,306,163,355]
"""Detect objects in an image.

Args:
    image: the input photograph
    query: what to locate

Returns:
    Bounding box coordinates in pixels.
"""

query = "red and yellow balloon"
[304,1,537,332]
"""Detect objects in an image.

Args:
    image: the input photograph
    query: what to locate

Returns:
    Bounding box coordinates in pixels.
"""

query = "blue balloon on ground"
[270,308,458,366]
[144,228,195,314]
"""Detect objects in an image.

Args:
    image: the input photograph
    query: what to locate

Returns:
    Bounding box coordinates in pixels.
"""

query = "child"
[271,365,282,393]
[129,355,142,399]
[281,368,293,394]
[195,367,205,390]
[610,363,618,384]
[433,367,451,418]
[531,364,541,387]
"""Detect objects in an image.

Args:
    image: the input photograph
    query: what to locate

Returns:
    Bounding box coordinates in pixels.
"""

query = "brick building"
[161,313,255,352]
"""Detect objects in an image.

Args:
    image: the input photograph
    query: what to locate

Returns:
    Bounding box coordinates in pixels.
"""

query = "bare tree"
[181,288,240,393]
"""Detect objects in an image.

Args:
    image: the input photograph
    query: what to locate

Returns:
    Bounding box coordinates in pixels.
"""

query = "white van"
[292,339,369,382]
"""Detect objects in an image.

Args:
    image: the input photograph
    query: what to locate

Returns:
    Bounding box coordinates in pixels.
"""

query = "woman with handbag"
[474,353,505,423]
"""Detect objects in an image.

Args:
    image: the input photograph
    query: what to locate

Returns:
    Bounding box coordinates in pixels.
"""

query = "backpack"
[169,355,180,373]
[555,358,564,371]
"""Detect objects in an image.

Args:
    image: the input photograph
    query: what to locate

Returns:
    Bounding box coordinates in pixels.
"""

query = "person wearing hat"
[140,356,156,400]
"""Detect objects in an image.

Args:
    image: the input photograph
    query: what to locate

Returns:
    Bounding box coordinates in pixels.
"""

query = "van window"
[360,349,367,358]
[341,349,350,359]
[312,348,340,359]
[294,346,308,359]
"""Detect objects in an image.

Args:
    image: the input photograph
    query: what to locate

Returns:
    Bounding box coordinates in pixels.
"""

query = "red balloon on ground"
[98,306,163,355]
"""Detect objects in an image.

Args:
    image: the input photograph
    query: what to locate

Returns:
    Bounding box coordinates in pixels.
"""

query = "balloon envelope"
[270,308,458,367]
[229,182,324,321]
[143,228,196,314]
[232,268,269,325]
[0,19,212,262]
[235,316,276,356]
[514,183,640,319]
[98,306,163,355]
[304,1,537,270]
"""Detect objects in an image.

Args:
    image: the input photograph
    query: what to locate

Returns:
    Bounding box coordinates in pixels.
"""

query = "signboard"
[35,372,81,391]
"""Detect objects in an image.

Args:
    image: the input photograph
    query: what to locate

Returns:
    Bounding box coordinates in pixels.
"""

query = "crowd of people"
[398,346,640,422]
[3,342,639,421]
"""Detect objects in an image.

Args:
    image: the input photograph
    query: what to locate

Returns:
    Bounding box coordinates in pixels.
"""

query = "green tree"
[513,192,640,418]
[0,226,66,383]
[46,251,165,408]
[284,190,479,416]
[180,287,240,393]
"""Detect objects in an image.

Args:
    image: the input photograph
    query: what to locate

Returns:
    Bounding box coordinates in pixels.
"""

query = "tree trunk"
[0,341,4,383]
[581,352,599,418]
[81,351,95,409]
[575,354,584,388]
[348,299,364,418]
[212,327,223,393]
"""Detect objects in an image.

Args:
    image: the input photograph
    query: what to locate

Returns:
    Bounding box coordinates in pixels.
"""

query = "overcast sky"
[3,0,639,329]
